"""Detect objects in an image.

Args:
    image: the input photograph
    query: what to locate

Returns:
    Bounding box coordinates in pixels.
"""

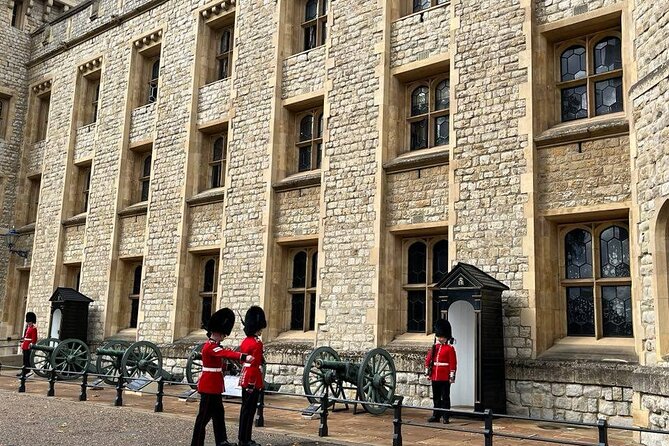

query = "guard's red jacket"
[425,342,457,382]
[238,335,264,390]
[197,339,247,395]
[20,325,37,351]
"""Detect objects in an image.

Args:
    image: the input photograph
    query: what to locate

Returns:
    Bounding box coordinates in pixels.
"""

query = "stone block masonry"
[281,46,326,99]
[187,202,223,249]
[390,3,450,68]
[273,187,320,239]
[197,78,231,125]
[385,165,449,227]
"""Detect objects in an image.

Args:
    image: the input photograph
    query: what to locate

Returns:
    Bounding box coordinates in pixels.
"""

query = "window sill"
[266,330,316,347]
[273,170,321,192]
[538,337,637,363]
[118,201,148,217]
[535,113,628,148]
[112,328,138,342]
[384,147,449,174]
[396,2,450,23]
[187,187,225,207]
[16,222,36,234]
[62,212,87,227]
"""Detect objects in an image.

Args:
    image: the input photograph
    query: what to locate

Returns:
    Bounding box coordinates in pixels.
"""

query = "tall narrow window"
[210,135,226,189]
[407,77,449,151]
[140,155,151,202]
[148,59,160,104]
[200,258,218,329]
[35,94,51,142]
[129,264,142,328]
[296,109,323,172]
[403,237,448,333]
[12,1,25,29]
[90,81,100,124]
[0,96,8,139]
[561,223,632,338]
[27,176,41,224]
[217,27,234,80]
[557,31,623,122]
[302,0,328,51]
[289,248,318,331]
[80,166,92,214]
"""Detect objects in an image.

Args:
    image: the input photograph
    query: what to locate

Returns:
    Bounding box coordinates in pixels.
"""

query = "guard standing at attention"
[191,308,253,446]
[17,312,38,377]
[237,306,267,446]
[425,318,457,424]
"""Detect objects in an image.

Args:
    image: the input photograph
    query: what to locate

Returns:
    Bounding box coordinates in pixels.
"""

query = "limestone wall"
[62,223,85,264]
[128,102,156,144]
[385,165,449,227]
[74,123,96,162]
[27,140,46,175]
[273,187,320,239]
[197,77,231,125]
[533,0,622,24]
[390,4,450,68]
[537,136,631,212]
[281,46,326,99]
[187,202,223,249]
[118,215,146,258]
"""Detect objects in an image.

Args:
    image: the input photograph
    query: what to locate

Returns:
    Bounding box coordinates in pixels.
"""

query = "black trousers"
[191,393,228,446]
[238,388,260,444]
[431,380,451,419]
[22,349,31,370]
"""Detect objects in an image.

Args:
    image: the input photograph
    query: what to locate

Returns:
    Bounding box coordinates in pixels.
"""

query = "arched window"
[81,166,92,213]
[296,109,323,172]
[432,240,449,283]
[407,242,427,284]
[210,135,226,189]
[200,258,217,329]
[148,59,160,103]
[654,200,669,357]
[407,78,450,151]
[140,155,151,202]
[217,27,234,80]
[130,264,142,328]
[565,228,592,279]
[302,0,328,51]
[289,248,318,331]
[593,37,622,74]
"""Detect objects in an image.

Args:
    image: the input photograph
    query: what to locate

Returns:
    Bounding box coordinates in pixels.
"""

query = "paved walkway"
[0,370,640,445]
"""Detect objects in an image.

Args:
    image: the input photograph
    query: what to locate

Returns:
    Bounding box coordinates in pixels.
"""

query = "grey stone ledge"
[507,359,636,388]
[16,223,36,234]
[187,187,225,207]
[118,202,148,217]
[384,148,449,174]
[535,115,629,148]
[273,171,321,192]
[631,366,669,396]
[62,212,87,227]
[629,60,669,100]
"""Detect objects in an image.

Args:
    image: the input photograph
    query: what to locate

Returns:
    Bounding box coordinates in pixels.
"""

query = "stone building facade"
[0,0,667,442]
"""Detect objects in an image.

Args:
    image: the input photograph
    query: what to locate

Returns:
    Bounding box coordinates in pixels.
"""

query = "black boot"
[427,415,440,422]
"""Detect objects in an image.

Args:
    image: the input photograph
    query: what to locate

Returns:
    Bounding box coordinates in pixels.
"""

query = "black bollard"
[154,377,164,413]
[392,396,403,446]
[597,418,608,446]
[484,409,494,446]
[18,366,26,393]
[254,388,265,427]
[79,371,88,401]
[115,374,124,406]
[319,389,329,437]
[47,368,56,397]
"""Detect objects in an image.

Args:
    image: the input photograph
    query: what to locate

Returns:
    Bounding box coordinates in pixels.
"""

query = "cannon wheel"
[30,337,59,378]
[96,340,131,385]
[185,343,204,390]
[51,338,90,380]
[357,348,396,415]
[302,346,343,405]
[121,341,162,379]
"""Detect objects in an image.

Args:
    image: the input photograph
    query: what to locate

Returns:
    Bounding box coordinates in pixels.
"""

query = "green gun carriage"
[95,340,163,384]
[30,337,91,380]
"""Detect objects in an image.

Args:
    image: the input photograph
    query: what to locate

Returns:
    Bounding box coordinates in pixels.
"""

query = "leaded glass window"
[600,225,630,278]
[210,135,226,189]
[148,59,160,104]
[140,154,151,202]
[289,248,318,331]
[412,0,447,13]
[556,30,623,122]
[407,77,450,151]
[565,229,592,279]
[130,264,143,328]
[217,27,234,80]
[200,258,217,329]
[302,0,327,51]
[296,108,323,172]
[566,286,595,335]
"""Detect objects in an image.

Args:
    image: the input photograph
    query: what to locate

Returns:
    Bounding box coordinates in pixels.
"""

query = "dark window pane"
[304,25,317,50]
[143,155,152,177]
[561,85,588,122]
[292,251,307,288]
[432,240,448,283]
[595,77,623,116]
[309,293,316,331]
[298,146,312,172]
[435,80,449,110]
[211,165,221,188]
[203,259,216,292]
[218,58,229,80]
[566,287,594,336]
[321,0,328,14]
[290,294,305,330]
[594,37,622,74]
[213,137,225,161]
[130,298,139,328]
[407,241,427,284]
[299,115,313,141]
[316,143,322,170]
[410,119,428,150]
[317,113,324,137]
[560,46,586,81]
[407,290,426,332]
[132,265,142,295]
[220,30,231,53]
[602,285,633,337]
[151,59,160,79]
[305,0,318,20]
[311,252,318,287]
[600,225,630,278]
[201,296,212,329]
[141,180,150,202]
[321,21,327,46]
[413,0,430,12]
[148,59,160,103]
[411,86,429,116]
[434,115,449,146]
[565,229,593,279]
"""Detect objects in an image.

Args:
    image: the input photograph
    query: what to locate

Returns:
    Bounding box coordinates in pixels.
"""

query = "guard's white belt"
[242,363,251,367]
[202,367,222,372]
[434,362,450,366]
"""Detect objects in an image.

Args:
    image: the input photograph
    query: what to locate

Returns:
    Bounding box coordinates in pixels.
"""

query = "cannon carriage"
[95,340,164,384]
[302,346,397,415]
[30,337,91,380]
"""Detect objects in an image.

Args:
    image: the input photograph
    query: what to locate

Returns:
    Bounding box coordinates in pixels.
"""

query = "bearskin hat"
[25,312,37,324]
[243,306,267,336]
[207,308,235,336]
[434,318,452,339]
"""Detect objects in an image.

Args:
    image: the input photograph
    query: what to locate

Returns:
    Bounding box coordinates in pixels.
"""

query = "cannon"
[96,340,163,384]
[186,342,243,390]
[30,337,91,380]
[302,346,397,415]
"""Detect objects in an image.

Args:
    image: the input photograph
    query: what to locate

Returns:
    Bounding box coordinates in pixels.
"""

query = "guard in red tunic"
[237,306,266,446]
[18,312,38,377]
[425,318,457,423]
[191,308,253,446]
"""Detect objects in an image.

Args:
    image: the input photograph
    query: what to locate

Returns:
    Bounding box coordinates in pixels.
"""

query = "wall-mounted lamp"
[2,227,29,259]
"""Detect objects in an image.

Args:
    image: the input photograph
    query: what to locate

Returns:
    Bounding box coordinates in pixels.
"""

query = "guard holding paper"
[237,306,266,446]
[425,318,457,424]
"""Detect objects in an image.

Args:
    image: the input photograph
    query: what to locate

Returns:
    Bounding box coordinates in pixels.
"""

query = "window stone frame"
[405,75,450,152]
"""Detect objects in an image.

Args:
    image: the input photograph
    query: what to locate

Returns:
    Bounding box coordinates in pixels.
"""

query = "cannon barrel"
[314,359,349,372]
[96,348,125,357]
[31,344,56,353]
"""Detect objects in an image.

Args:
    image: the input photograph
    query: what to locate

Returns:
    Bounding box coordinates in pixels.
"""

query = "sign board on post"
[222,375,242,397]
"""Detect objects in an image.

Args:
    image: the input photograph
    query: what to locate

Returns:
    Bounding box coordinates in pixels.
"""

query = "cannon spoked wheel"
[185,343,204,389]
[302,346,343,405]
[51,338,90,380]
[121,341,163,379]
[357,348,397,415]
[30,337,59,378]
[96,340,131,384]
